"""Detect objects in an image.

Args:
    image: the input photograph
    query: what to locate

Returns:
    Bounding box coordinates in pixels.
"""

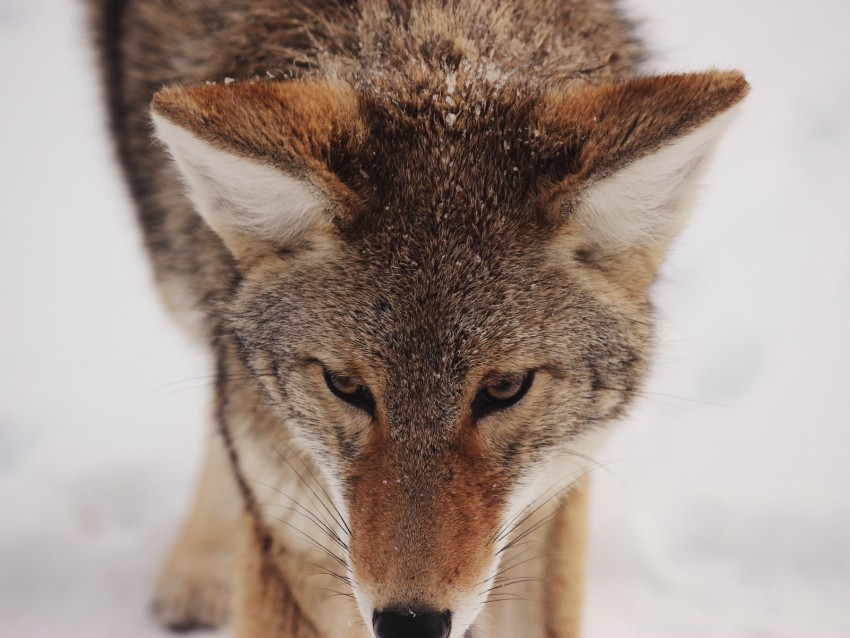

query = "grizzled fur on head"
[94,0,748,634]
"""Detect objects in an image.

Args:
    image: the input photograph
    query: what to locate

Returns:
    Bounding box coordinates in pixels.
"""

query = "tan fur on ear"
[537,71,749,287]
[539,71,750,186]
[150,81,365,260]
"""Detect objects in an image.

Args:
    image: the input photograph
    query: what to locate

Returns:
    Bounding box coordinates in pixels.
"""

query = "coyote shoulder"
[91,1,747,636]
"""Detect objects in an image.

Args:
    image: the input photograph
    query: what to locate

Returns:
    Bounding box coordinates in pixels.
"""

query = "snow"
[1,1,848,637]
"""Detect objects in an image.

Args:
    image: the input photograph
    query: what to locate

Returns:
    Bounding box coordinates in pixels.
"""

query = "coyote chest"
[92,0,747,636]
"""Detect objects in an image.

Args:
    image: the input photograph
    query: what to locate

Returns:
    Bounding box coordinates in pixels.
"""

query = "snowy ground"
[1,1,848,637]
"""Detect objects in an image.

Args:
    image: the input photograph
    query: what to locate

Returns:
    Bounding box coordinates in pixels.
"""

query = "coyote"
[91,1,747,637]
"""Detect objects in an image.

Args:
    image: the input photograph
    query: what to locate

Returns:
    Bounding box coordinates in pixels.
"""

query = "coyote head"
[152,71,747,637]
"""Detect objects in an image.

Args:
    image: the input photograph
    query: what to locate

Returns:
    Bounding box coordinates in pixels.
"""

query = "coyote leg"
[231,514,324,638]
[542,478,589,638]
[152,424,243,630]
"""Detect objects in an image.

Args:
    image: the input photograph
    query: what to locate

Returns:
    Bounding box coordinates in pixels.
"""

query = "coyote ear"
[151,81,361,260]
[541,71,749,257]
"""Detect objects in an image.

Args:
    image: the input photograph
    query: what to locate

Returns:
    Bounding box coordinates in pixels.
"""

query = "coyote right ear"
[151,80,362,261]
[539,71,749,260]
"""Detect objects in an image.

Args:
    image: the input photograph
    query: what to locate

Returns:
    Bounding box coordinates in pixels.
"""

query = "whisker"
[305,562,355,587]
[266,466,341,541]
[140,374,218,397]
[142,368,283,397]
[495,466,587,546]
[491,471,574,546]
[488,553,548,584]
[483,576,545,594]
[472,543,541,588]
[497,471,592,558]
[273,444,351,539]
[259,500,348,552]
[499,501,564,556]
[263,514,348,570]
[315,587,356,601]
[599,384,764,411]
[279,441,353,537]
[250,478,344,548]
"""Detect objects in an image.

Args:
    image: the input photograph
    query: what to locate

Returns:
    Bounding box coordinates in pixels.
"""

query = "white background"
[1,1,848,636]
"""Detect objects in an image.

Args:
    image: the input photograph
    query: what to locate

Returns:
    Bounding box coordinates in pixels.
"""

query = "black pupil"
[323,369,376,416]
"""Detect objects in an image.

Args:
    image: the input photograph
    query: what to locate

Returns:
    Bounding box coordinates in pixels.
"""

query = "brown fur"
[151,81,362,191]
[90,1,747,636]
[540,71,748,185]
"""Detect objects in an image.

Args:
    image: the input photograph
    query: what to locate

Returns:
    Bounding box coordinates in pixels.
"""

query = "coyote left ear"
[151,80,362,261]
[540,71,749,257]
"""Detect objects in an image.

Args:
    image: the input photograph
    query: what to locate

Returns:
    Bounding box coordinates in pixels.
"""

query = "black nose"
[372,608,451,638]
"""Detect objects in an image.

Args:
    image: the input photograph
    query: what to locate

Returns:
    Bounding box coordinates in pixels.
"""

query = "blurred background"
[1,1,848,636]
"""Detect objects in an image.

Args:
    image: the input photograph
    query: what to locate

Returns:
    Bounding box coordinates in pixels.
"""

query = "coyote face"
[150,72,746,636]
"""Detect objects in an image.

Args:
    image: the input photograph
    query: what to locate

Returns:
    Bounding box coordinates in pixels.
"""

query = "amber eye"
[472,371,535,421]
[323,368,376,416]
[483,377,525,401]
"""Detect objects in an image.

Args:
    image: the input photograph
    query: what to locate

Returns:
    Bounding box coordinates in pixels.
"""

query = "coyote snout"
[346,434,506,635]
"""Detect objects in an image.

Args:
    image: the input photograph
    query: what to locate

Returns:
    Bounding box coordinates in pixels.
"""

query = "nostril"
[372,608,451,638]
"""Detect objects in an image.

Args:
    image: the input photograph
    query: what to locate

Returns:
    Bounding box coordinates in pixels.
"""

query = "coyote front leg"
[231,514,324,638]
[152,420,242,630]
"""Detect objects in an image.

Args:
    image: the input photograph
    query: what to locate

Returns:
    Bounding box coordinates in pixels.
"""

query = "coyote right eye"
[323,368,376,417]
[472,370,535,421]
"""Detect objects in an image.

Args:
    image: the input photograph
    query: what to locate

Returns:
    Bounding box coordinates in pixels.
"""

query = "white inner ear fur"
[575,105,742,249]
[152,113,328,245]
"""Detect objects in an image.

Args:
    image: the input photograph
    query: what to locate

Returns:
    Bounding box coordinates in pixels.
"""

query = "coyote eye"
[323,368,376,416]
[472,371,535,420]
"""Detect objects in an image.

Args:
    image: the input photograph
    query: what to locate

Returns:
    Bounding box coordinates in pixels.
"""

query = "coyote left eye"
[472,371,535,420]
[323,368,376,417]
